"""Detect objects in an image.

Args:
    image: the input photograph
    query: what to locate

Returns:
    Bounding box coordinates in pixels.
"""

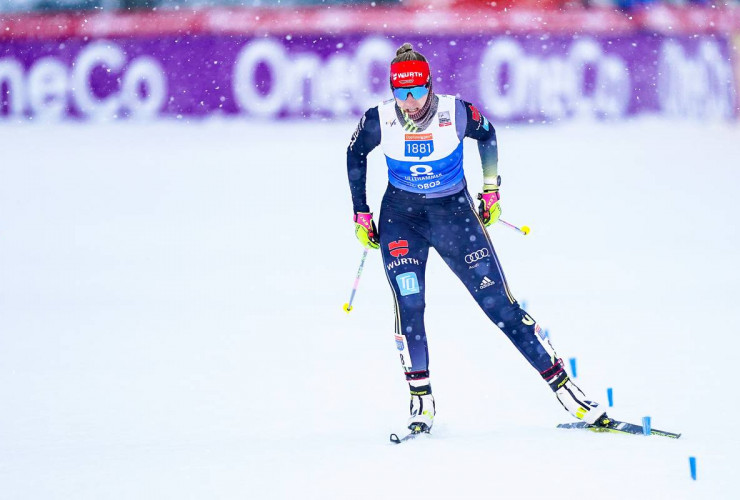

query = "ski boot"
[543,359,606,425]
[407,394,435,433]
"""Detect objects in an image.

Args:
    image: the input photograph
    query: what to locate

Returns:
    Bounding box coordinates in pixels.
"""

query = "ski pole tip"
[343,303,353,313]
[521,225,530,235]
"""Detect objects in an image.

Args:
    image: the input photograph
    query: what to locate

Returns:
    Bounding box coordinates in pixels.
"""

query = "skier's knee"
[399,295,425,316]
[485,298,526,327]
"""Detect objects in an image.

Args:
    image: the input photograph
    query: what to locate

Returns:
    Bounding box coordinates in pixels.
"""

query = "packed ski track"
[1,118,738,499]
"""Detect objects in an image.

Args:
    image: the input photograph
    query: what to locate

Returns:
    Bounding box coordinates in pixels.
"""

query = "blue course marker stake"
[689,457,697,480]
[607,388,613,407]
[642,416,652,435]
[569,358,577,378]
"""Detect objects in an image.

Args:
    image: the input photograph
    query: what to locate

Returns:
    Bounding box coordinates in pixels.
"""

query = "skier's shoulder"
[453,96,479,115]
[450,96,477,122]
[364,105,381,119]
[454,97,494,136]
[437,93,458,104]
[353,106,380,132]
[349,106,381,152]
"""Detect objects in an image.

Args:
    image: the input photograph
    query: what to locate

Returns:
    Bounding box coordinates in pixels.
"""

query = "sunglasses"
[392,85,429,101]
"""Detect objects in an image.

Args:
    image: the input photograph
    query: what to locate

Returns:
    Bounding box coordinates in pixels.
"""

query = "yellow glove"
[477,187,501,227]
[354,212,380,249]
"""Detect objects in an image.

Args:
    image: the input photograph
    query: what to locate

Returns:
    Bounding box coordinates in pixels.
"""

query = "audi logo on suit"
[464,248,490,264]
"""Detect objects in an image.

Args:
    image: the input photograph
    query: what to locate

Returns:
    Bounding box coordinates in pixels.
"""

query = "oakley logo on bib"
[404,133,434,159]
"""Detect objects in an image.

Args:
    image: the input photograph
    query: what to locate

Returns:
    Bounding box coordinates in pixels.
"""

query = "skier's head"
[390,43,432,117]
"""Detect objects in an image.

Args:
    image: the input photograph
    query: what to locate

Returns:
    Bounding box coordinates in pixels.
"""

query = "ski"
[390,424,430,444]
[390,431,420,444]
[557,416,681,439]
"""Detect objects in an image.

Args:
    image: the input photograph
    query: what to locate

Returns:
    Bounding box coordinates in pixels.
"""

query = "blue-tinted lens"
[393,85,429,100]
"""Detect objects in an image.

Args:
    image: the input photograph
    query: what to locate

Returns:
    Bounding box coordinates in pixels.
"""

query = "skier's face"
[395,91,428,115]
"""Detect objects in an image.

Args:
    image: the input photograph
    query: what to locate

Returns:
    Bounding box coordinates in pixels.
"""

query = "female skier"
[347,43,604,434]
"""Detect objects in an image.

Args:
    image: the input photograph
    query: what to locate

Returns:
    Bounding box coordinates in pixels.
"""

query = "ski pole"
[498,218,530,236]
[343,248,369,313]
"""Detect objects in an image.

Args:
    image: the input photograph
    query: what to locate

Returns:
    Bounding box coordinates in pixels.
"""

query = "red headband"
[390,60,430,88]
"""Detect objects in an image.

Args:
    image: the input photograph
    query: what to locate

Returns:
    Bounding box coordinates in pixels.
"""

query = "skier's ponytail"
[392,43,428,65]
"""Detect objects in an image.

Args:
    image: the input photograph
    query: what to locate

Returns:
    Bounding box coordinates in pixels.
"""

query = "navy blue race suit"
[347,98,560,390]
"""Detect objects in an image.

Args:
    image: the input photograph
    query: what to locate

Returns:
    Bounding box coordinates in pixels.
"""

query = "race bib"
[404,133,434,159]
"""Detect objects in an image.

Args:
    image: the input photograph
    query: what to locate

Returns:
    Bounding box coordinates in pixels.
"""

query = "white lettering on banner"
[321,53,355,116]
[72,42,126,118]
[120,57,167,119]
[0,59,26,118]
[0,41,166,121]
[354,38,396,110]
[73,42,167,120]
[478,38,630,120]
[658,40,735,119]
[28,58,68,120]
[233,37,394,118]
[233,39,289,117]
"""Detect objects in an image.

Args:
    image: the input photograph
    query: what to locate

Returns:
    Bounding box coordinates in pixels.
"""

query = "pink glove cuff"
[353,212,373,229]
[480,191,500,210]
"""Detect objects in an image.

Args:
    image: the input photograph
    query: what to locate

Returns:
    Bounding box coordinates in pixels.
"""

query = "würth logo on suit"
[389,240,409,258]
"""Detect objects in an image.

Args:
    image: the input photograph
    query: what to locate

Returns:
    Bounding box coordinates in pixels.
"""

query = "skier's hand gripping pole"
[343,248,369,313]
[353,212,380,249]
[477,186,529,236]
[477,188,501,227]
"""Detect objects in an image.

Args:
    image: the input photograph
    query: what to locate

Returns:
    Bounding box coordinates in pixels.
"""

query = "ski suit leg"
[378,203,432,388]
[428,190,558,374]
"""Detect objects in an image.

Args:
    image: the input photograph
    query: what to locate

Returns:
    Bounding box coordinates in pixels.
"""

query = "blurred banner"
[1,7,739,122]
[735,33,740,101]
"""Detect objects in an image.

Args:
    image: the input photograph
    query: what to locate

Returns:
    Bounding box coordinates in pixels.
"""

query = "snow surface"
[1,117,739,499]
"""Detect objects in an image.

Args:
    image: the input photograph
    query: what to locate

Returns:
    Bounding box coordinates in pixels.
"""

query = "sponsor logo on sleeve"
[469,104,490,131]
[349,114,365,150]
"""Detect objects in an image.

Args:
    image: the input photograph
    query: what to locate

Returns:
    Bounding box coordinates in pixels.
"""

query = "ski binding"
[390,423,430,444]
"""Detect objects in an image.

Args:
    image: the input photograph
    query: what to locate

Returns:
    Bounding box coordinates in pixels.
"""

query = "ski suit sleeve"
[455,99,498,187]
[347,107,381,213]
